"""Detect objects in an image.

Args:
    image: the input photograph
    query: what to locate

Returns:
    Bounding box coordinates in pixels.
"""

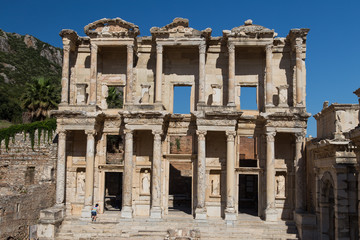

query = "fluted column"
[56,130,66,205]
[198,42,206,104]
[265,132,277,221]
[295,39,303,106]
[121,129,134,218]
[295,132,305,212]
[225,131,236,221]
[126,44,134,104]
[60,42,70,104]
[155,44,163,104]
[227,43,235,106]
[150,130,162,218]
[84,130,96,207]
[89,43,98,105]
[195,130,207,219]
[265,44,274,106]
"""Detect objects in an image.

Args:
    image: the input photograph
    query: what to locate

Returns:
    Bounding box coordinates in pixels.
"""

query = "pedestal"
[121,206,133,219]
[195,208,207,220]
[150,206,162,219]
[80,205,92,221]
[265,207,278,222]
[37,205,65,240]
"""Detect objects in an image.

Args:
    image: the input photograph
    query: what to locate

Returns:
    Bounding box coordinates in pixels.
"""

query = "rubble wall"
[0,131,57,239]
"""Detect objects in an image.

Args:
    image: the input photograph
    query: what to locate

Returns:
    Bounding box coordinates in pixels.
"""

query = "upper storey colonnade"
[59,17,309,113]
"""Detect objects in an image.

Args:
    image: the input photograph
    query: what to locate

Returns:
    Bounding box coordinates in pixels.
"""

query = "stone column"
[228,43,235,106]
[295,39,303,107]
[155,44,163,104]
[225,131,236,221]
[265,44,274,106]
[198,42,206,104]
[265,132,277,221]
[56,130,66,205]
[295,132,305,212]
[195,130,207,219]
[89,43,98,105]
[121,129,134,218]
[126,44,134,104]
[60,42,71,104]
[84,130,96,206]
[81,130,96,218]
[150,130,162,218]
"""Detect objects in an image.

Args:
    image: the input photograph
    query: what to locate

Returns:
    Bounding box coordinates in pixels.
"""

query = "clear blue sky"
[1,0,359,137]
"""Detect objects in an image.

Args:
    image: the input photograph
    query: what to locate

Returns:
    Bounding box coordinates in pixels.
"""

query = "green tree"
[106,86,123,109]
[21,77,60,121]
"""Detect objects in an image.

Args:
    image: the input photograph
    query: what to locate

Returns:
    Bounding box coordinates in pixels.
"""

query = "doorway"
[238,174,258,216]
[104,172,122,211]
[168,162,192,214]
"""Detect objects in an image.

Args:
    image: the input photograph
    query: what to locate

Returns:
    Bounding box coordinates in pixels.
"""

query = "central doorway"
[104,172,122,211]
[168,162,192,214]
[238,174,258,216]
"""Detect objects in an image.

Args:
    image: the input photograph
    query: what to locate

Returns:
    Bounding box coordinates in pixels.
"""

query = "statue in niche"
[211,176,220,196]
[141,170,150,195]
[77,171,85,195]
[276,175,285,197]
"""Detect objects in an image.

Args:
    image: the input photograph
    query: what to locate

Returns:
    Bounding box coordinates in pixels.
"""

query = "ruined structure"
[0,132,57,239]
[306,103,359,239]
[38,17,311,238]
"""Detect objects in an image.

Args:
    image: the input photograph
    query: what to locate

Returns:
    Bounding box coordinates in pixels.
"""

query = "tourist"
[91,203,99,222]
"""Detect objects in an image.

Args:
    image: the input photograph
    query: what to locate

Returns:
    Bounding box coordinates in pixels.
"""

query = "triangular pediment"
[223,19,275,39]
[150,18,211,39]
[84,18,140,38]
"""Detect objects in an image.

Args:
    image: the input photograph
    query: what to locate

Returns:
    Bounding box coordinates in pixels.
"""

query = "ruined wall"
[0,132,57,239]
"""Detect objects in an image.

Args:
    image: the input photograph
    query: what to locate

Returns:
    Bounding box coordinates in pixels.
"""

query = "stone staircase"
[56,212,298,240]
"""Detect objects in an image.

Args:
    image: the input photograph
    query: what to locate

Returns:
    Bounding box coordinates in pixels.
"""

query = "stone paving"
[56,211,298,240]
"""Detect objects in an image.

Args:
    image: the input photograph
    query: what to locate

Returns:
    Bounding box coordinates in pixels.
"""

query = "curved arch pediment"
[84,18,140,38]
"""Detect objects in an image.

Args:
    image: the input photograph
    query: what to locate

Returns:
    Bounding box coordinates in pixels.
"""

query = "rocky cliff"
[0,29,62,123]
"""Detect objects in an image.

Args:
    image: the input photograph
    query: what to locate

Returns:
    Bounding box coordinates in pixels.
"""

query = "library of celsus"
[37,17,332,239]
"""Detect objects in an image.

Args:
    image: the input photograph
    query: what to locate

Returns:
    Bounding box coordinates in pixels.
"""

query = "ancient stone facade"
[0,132,57,239]
[38,17,311,238]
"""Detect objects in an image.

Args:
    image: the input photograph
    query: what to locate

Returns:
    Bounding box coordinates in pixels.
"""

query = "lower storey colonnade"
[55,127,305,222]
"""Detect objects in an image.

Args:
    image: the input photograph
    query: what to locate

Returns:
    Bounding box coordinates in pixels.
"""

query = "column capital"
[152,129,162,136]
[265,44,273,52]
[226,131,236,142]
[63,44,71,52]
[266,132,276,142]
[295,132,306,143]
[199,42,206,54]
[90,43,98,51]
[294,39,303,52]
[228,42,235,53]
[127,44,134,51]
[85,129,96,136]
[156,44,163,53]
[124,129,134,135]
[196,130,207,141]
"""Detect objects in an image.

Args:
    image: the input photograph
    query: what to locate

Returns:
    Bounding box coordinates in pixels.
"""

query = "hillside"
[0,29,62,124]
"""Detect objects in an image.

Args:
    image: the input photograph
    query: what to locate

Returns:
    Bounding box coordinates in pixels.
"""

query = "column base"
[265,103,275,108]
[195,207,207,220]
[80,205,92,221]
[225,208,237,221]
[265,207,278,222]
[227,102,236,107]
[150,206,162,219]
[121,206,133,219]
